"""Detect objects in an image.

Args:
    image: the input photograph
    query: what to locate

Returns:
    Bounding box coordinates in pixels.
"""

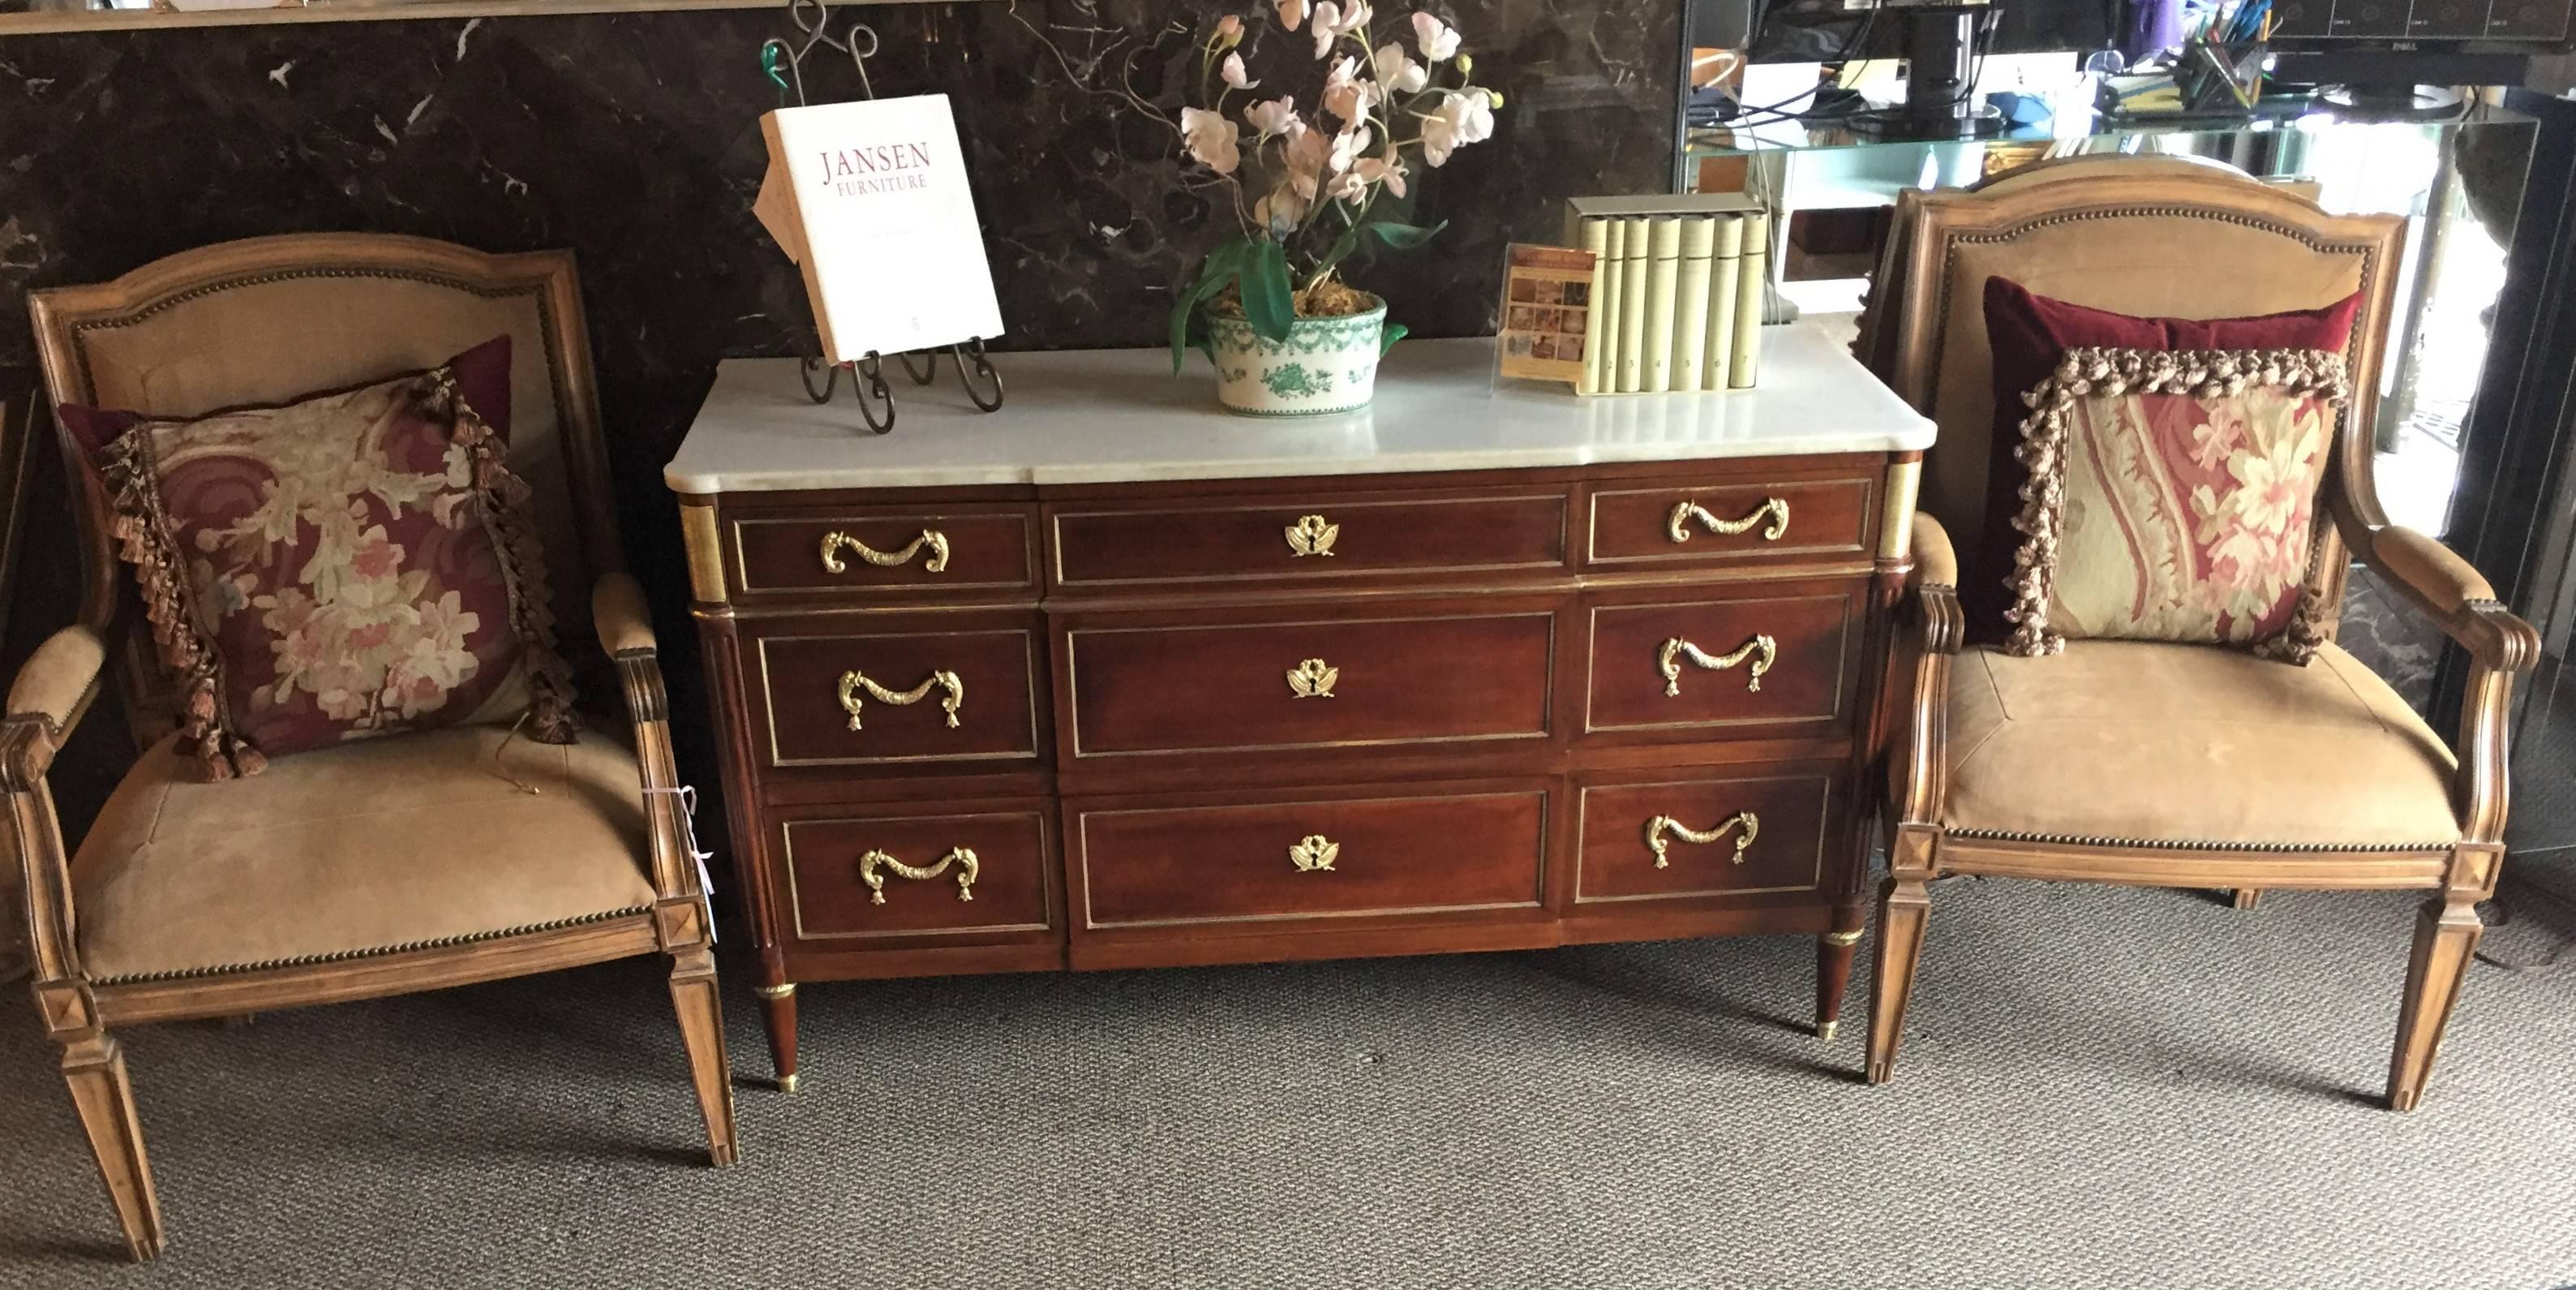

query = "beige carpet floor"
[2,875,2574,1289]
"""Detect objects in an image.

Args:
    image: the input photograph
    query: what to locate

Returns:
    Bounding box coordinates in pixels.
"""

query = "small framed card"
[1496,243,1596,388]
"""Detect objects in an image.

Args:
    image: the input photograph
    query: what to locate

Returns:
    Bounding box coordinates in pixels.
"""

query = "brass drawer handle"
[1289,834,1341,872]
[1660,634,1776,695]
[1646,811,1759,867]
[836,668,964,731]
[1286,657,1339,699]
[820,528,951,574]
[1286,514,1340,557]
[859,846,980,904]
[1668,497,1789,544]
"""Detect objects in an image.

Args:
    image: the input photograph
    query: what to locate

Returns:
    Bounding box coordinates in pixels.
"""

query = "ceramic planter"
[1204,297,1389,416]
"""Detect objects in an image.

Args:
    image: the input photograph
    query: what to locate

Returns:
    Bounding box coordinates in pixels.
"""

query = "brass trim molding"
[1821,928,1865,947]
[1659,634,1776,696]
[680,502,728,604]
[820,528,950,575]
[753,982,798,999]
[1668,497,1790,544]
[1646,811,1760,868]
[858,847,981,904]
[836,668,964,731]
[1878,460,1921,561]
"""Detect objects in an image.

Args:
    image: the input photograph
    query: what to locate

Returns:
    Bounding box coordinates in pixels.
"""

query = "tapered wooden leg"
[756,981,799,1093]
[1865,876,1930,1084]
[667,949,740,1166]
[1816,928,1863,1040]
[2387,897,2482,1112]
[2231,889,2263,910]
[59,1032,164,1261]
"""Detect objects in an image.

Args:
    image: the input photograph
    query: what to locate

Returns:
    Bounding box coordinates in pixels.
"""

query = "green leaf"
[1170,241,1252,374]
[1379,321,1410,357]
[1241,239,1297,342]
[1362,219,1449,252]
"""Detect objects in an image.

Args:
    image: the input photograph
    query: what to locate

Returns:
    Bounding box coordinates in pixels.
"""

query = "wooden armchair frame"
[12,234,736,1260]
[1858,161,2540,1111]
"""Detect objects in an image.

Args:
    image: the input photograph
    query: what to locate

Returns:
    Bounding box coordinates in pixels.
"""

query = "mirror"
[0,0,964,37]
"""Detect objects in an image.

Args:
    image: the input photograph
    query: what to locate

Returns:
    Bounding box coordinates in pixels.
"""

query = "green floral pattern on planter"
[1207,296,1387,416]
[1261,363,1334,398]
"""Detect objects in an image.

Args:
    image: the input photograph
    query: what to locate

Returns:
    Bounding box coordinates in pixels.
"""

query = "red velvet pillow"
[1965,277,2363,643]
[57,337,577,780]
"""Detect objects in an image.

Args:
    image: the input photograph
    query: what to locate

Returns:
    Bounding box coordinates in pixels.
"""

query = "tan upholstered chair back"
[1857,158,2409,604]
[25,234,624,747]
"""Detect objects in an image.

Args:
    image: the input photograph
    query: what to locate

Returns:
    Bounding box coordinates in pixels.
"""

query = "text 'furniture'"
[668,331,1936,1089]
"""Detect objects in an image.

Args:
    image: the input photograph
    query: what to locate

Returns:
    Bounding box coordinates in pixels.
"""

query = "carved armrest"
[5,626,107,989]
[2349,523,2540,674]
[1890,513,1963,829]
[1905,512,1964,656]
[590,573,702,913]
[594,570,659,659]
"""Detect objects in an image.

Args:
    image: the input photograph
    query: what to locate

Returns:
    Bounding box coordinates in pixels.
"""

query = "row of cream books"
[1570,201,1769,396]
[753,94,1005,364]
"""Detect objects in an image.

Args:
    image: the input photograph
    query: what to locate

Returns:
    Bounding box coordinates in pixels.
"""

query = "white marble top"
[664,326,1934,493]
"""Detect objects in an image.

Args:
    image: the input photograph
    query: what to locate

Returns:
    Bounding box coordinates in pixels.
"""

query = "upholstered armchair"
[1856,159,2536,1110]
[11,234,736,1260]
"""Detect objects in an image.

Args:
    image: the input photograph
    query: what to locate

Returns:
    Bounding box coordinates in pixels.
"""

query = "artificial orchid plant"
[1167,2,1502,369]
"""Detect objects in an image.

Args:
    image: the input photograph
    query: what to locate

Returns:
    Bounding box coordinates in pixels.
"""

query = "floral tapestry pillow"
[1968,277,2362,648]
[58,337,576,780]
[2002,346,2347,662]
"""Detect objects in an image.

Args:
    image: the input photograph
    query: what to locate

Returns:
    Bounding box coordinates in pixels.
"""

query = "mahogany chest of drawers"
[668,333,1934,1090]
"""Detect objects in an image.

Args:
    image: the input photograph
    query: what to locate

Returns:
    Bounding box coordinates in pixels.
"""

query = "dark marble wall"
[0,1,1681,555]
[0,0,1681,831]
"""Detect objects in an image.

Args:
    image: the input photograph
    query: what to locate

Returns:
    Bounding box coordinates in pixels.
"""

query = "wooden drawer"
[1586,472,1874,569]
[752,614,1045,768]
[1071,786,1548,927]
[1062,604,1557,759]
[778,804,1055,943]
[1575,772,1836,904]
[1050,488,1569,589]
[1583,585,1861,737]
[728,503,1036,598]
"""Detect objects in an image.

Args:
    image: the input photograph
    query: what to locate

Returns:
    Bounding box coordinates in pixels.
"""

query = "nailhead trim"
[1947,828,2450,854]
[88,905,654,986]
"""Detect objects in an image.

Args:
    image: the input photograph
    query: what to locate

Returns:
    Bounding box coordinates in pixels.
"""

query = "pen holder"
[2176,37,2266,113]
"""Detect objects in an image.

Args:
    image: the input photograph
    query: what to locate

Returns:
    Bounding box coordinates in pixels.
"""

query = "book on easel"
[754,93,1005,364]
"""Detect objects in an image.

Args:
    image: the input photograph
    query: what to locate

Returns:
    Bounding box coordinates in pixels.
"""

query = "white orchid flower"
[1373,41,1428,93]
[1309,1,1340,55]
[1221,52,1259,89]
[1310,0,1371,58]
[1321,54,1381,123]
[1256,183,1312,236]
[1180,105,1242,174]
[1285,118,1331,199]
[1328,123,1374,174]
[1416,86,1494,166]
[1411,11,1461,60]
[1355,142,1408,197]
[1242,95,1301,136]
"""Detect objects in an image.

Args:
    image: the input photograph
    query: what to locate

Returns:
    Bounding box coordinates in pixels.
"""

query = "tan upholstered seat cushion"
[1943,640,2459,849]
[73,725,657,983]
